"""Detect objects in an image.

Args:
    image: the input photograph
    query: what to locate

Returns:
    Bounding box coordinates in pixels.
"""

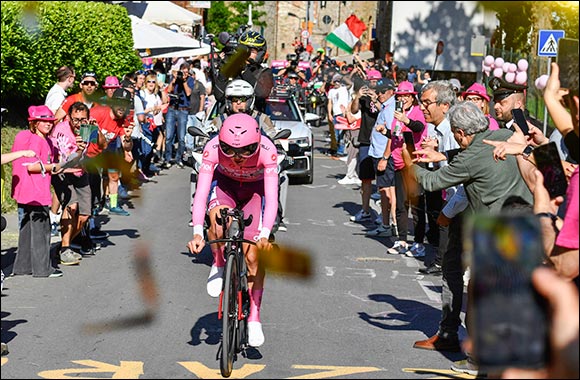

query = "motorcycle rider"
[212,79,290,233]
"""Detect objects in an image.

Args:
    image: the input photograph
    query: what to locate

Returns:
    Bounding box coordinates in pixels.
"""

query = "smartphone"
[465,213,549,374]
[511,109,529,135]
[395,100,404,112]
[556,38,579,90]
[403,131,415,155]
[79,124,98,143]
[533,142,568,198]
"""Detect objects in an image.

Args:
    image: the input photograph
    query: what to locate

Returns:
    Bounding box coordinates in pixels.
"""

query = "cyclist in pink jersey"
[187,113,279,347]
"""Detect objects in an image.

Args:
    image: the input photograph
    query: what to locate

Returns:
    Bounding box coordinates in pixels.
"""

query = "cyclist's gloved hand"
[187,234,205,254]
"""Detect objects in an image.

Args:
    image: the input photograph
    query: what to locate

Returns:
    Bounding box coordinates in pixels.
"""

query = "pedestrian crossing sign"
[538,30,565,57]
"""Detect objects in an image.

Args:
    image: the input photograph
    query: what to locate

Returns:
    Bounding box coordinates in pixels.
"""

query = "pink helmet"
[462,82,490,102]
[366,69,382,80]
[219,113,261,149]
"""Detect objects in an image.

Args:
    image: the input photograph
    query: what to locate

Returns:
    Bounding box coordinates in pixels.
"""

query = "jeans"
[438,212,464,338]
[333,114,345,155]
[165,107,188,163]
[14,204,53,277]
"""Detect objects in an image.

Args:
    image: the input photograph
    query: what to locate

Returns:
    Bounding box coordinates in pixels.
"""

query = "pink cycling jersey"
[191,134,279,239]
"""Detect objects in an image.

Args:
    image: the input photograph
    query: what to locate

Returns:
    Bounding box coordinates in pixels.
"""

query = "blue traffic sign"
[538,30,565,57]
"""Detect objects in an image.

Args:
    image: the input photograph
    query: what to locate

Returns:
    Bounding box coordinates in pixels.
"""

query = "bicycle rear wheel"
[220,254,238,378]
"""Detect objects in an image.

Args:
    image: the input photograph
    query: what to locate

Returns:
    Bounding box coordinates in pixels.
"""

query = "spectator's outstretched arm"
[544,62,574,137]
[1,150,35,165]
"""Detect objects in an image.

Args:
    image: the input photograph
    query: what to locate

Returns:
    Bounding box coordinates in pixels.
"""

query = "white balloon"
[515,71,527,84]
[517,59,529,72]
[494,57,505,68]
[493,68,504,78]
[502,62,511,72]
[505,72,516,83]
[537,75,548,90]
[508,63,517,73]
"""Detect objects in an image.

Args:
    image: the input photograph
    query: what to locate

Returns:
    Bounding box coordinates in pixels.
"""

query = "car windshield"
[265,98,301,122]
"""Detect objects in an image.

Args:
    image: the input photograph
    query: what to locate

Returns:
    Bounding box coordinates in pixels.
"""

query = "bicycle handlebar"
[205,238,256,246]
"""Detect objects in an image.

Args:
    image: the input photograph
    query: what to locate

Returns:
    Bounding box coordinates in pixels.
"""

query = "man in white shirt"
[45,66,76,114]
[327,74,351,156]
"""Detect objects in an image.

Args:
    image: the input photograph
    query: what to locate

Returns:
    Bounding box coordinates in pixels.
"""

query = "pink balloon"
[535,77,541,88]
[493,68,504,78]
[508,63,517,73]
[505,72,516,83]
[502,62,511,72]
[536,75,548,90]
[494,57,505,68]
[517,59,528,72]
[484,55,495,66]
[515,71,527,84]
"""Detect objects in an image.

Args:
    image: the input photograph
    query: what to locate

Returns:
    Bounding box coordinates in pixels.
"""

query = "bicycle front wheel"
[220,253,238,378]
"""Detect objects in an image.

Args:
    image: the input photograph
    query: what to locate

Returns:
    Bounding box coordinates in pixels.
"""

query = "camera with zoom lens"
[176,71,184,82]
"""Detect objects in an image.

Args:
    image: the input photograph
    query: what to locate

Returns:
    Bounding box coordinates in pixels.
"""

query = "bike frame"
[207,207,255,378]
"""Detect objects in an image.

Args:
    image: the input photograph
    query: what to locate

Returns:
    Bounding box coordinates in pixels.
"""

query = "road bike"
[206,206,255,378]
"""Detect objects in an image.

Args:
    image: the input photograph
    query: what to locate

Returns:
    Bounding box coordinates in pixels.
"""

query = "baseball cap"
[449,78,462,92]
[489,76,527,102]
[332,74,343,83]
[81,72,97,82]
[462,82,490,102]
[28,105,56,122]
[102,76,120,89]
[110,88,133,108]
[366,69,382,80]
[376,78,396,92]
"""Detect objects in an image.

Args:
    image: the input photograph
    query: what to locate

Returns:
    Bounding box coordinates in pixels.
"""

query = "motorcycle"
[304,81,327,128]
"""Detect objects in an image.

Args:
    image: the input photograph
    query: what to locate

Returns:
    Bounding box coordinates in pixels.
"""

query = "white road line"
[418,280,442,303]
[324,266,335,276]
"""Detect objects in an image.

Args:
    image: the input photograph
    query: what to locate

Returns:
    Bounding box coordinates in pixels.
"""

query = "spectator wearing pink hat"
[11,106,69,278]
[462,83,500,130]
[102,75,121,101]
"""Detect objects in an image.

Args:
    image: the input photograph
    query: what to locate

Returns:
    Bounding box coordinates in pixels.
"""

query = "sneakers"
[207,265,224,298]
[161,161,172,169]
[118,184,131,200]
[419,263,442,275]
[406,243,426,258]
[386,240,409,255]
[337,176,361,185]
[48,269,64,278]
[176,161,185,169]
[413,334,462,352]
[108,206,130,216]
[248,321,265,347]
[60,249,80,266]
[350,210,372,222]
[451,357,483,376]
[50,222,59,237]
[277,220,287,232]
[365,224,393,237]
[80,245,96,256]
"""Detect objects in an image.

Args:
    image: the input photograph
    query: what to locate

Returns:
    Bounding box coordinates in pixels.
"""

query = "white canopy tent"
[130,15,210,58]
[121,1,202,32]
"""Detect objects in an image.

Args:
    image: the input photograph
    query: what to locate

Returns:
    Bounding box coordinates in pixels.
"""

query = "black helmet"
[238,30,267,64]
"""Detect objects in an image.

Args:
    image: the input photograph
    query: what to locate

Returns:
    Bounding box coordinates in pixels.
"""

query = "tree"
[230,1,267,30]
[1,1,141,108]
[205,1,233,37]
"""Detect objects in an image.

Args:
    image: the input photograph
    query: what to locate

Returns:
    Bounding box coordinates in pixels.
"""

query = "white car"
[265,89,318,184]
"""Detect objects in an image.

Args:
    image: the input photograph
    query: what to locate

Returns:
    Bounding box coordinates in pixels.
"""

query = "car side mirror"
[187,126,210,138]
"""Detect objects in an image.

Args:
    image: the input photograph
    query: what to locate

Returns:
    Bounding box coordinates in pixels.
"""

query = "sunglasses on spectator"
[81,81,97,86]
[147,80,157,83]
[229,96,250,103]
[465,96,483,102]
[219,141,258,158]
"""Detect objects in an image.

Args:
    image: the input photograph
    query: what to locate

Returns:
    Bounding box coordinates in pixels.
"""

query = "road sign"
[301,30,310,39]
[538,30,565,57]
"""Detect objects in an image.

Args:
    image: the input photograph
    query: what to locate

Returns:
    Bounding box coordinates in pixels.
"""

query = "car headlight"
[289,137,310,148]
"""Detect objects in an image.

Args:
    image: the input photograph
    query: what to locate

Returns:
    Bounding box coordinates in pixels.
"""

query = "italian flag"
[325,14,367,54]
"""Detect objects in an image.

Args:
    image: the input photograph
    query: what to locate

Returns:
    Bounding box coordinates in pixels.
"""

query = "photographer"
[164,62,194,168]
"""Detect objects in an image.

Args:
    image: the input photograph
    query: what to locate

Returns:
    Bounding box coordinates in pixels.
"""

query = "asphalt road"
[1,124,472,379]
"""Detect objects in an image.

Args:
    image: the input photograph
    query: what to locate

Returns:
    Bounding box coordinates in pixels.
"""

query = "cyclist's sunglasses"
[219,141,259,158]
[229,96,250,103]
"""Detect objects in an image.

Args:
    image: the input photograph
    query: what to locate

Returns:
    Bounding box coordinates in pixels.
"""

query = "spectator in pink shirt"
[462,83,500,131]
[11,106,66,278]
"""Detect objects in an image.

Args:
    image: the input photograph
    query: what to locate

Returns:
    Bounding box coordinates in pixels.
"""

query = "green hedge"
[1,126,21,213]
[1,1,142,113]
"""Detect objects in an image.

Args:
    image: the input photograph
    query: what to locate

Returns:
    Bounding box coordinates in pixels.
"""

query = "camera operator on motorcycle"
[187,113,279,348]
[213,29,274,114]
[212,79,291,234]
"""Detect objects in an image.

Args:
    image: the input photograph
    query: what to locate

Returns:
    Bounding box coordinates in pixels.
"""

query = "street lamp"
[287,12,302,32]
